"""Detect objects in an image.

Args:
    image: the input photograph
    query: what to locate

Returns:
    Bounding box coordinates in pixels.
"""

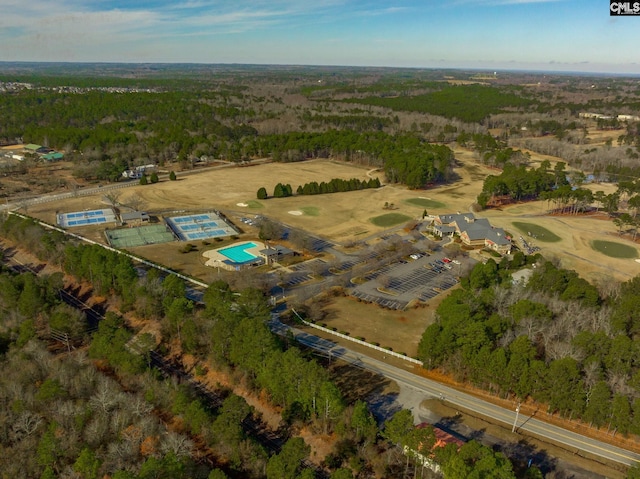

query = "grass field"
[512,221,562,242]
[370,213,412,227]
[300,206,320,216]
[317,296,443,356]
[592,240,638,259]
[26,153,640,286]
[404,197,446,209]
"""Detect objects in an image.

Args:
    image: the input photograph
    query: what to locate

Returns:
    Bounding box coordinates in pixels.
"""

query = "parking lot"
[349,252,467,311]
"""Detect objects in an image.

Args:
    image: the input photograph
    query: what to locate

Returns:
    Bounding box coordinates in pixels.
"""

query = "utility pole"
[512,403,521,433]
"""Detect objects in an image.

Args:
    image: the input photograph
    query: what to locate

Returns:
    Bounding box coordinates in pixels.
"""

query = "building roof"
[437,213,475,225]
[120,211,150,222]
[260,245,294,257]
[24,143,42,151]
[485,227,511,245]
[417,423,465,449]
[42,152,64,161]
[437,212,511,247]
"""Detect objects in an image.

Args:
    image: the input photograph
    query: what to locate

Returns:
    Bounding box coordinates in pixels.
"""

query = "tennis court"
[58,209,116,227]
[166,212,236,241]
[105,224,176,248]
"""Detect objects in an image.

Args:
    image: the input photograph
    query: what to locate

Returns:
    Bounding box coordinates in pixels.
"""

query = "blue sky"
[1,0,638,74]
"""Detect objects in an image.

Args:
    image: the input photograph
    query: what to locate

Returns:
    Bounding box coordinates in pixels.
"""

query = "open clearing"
[512,221,562,242]
[592,239,638,259]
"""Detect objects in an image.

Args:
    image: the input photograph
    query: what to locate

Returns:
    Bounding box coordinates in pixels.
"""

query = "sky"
[0,0,639,74]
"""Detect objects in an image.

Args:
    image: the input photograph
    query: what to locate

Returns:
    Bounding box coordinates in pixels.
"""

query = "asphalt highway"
[270,318,640,468]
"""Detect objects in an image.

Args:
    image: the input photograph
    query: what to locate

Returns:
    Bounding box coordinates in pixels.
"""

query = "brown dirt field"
[317,293,451,358]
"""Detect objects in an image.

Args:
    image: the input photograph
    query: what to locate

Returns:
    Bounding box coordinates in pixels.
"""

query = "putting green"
[512,222,561,243]
[370,213,412,227]
[404,198,446,209]
[246,200,264,209]
[300,206,320,216]
[592,240,638,259]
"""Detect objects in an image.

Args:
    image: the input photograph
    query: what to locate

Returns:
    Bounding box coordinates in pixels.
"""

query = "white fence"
[292,309,423,366]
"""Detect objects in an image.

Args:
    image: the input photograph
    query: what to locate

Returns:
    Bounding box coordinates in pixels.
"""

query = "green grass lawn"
[512,222,561,243]
[404,197,446,209]
[300,206,320,216]
[245,200,264,209]
[370,213,412,227]
[592,240,638,259]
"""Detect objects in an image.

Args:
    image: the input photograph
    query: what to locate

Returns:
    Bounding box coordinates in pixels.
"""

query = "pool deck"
[203,241,267,270]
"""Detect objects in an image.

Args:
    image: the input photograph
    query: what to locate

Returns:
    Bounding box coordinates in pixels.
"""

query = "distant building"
[122,163,156,179]
[431,213,512,254]
[617,114,640,122]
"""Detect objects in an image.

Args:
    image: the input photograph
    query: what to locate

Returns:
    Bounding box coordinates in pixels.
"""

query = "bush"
[139,175,148,185]
[169,171,177,181]
[150,172,159,184]
[180,244,196,253]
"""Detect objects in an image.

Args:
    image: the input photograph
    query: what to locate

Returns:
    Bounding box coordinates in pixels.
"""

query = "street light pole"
[512,403,521,433]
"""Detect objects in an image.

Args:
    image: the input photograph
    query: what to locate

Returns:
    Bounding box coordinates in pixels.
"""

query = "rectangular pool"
[219,242,258,263]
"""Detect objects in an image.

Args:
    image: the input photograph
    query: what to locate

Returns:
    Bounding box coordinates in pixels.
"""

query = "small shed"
[120,211,150,225]
[259,245,294,264]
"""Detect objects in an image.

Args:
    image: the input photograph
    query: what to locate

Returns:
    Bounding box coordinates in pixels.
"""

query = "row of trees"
[257,177,381,199]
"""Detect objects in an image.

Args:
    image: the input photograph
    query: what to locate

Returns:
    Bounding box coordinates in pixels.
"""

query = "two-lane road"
[270,318,640,467]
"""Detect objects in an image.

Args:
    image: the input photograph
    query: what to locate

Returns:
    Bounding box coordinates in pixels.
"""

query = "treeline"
[477,161,569,208]
[300,112,392,131]
[258,177,381,199]
[419,255,640,437]
[244,130,455,188]
[344,84,533,123]
[457,132,529,168]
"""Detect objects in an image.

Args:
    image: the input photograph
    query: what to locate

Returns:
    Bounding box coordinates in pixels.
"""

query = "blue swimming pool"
[219,242,258,263]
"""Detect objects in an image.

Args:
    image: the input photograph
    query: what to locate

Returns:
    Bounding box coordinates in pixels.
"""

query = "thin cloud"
[451,0,563,5]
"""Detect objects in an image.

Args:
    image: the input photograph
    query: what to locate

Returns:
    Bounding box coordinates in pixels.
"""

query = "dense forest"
[418,255,640,438]
[0,213,523,478]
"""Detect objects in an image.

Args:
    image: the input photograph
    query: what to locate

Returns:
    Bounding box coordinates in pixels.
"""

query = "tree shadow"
[496,439,558,476]
[366,391,402,425]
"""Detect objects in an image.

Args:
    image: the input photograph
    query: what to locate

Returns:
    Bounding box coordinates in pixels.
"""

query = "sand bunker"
[288,210,303,216]
[236,202,249,207]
